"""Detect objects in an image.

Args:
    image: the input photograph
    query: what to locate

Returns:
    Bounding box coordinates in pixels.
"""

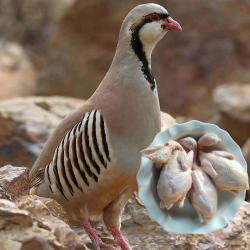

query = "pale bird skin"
[198,133,222,149]
[178,136,198,161]
[142,140,195,209]
[141,140,183,167]
[178,136,197,151]
[199,151,249,193]
[29,3,182,250]
[157,149,194,209]
[190,164,218,223]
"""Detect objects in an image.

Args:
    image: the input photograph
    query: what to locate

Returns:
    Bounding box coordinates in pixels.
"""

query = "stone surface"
[0,161,249,249]
[242,138,250,202]
[1,187,249,250]
[0,195,87,250]
[161,112,176,131]
[34,0,250,120]
[0,165,30,199]
[0,199,32,229]
[213,84,250,146]
[120,196,250,250]
[0,96,84,168]
[0,40,35,100]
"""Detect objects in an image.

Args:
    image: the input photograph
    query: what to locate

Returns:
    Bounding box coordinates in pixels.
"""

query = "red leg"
[82,221,116,250]
[106,224,131,250]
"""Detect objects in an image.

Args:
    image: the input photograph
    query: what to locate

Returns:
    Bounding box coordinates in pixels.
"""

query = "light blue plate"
[136,120,247,234]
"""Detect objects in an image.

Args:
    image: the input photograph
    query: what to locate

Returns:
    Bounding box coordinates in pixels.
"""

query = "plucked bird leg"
[103,186,135,250]
[82,221,116,250]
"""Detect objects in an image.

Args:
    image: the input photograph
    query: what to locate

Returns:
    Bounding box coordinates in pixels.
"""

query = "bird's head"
[111,4,182,91]
[119,3,182,51]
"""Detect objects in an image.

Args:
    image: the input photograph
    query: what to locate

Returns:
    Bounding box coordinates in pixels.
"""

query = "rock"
[242,138,250,202]
[0,160,249,249]
[176,116,195,124]
[0,165,30,199]
[20,237,55,250]
[34,0,250,119]
[0,96,174,168]
[0,41,35,100]
[0,199,32,229]
[213,84,250,146]
[0,164,86,249]
[0,195,87,250]
[0,199,18,209]
[120,196,250,249]
[0,186,9,200]
[161,112,176,131]
[17,195,86,250]
[1,193,249,249]
[18,195,69,225]
[0,96,84,168]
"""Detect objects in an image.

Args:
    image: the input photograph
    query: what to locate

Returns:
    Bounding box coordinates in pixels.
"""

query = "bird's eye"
[146,13,160,22]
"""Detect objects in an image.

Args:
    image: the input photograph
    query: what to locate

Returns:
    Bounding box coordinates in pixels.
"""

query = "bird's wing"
[29,101,93,180]
[40,109,113,200]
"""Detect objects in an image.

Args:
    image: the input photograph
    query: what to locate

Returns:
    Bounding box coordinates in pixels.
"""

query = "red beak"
[162,17,182,31]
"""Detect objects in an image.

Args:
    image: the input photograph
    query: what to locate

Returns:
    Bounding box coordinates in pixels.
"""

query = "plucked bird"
[29,3,182,250]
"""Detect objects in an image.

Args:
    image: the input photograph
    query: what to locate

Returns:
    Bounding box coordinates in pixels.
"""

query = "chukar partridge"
[29,3,182,250]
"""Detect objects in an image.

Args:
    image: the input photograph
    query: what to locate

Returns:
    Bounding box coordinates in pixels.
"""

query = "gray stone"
[0,96,84,167]
[213,84,250,146]
[0,40,35,100]
[0,165,30,198]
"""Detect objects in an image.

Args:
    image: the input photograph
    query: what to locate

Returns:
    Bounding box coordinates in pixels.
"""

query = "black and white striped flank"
[45,110,111,200]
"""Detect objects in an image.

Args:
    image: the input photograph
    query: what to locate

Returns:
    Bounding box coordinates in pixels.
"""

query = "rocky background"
[0,0,250,249]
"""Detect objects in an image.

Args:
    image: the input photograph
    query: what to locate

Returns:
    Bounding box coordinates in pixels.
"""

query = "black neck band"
[130,21,155,91]
[130,13,168,91]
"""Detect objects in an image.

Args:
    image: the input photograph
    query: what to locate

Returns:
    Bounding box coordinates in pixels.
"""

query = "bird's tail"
[29,168,44,194]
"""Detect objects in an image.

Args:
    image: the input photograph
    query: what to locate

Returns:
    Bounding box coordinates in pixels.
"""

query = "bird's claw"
[94,240,117,250]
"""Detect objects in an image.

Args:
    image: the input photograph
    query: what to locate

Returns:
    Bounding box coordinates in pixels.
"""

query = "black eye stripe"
[158,13,169,19]
[144,12,169,22]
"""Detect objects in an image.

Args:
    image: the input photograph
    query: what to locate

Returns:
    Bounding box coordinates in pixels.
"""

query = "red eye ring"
[146,13,160,22]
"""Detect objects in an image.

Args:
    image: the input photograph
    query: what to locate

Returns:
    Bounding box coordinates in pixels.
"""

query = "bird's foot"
[82,221,117,250]
[93,240,117,250]
[106,225,132,250]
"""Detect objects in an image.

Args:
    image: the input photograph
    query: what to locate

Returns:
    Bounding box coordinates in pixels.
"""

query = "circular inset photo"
[137,120,248,234]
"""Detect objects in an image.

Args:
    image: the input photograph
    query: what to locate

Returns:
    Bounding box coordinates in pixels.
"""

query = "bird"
[29,3,182,250]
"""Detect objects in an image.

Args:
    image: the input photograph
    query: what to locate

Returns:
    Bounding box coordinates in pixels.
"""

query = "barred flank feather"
[45,110,111,200]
